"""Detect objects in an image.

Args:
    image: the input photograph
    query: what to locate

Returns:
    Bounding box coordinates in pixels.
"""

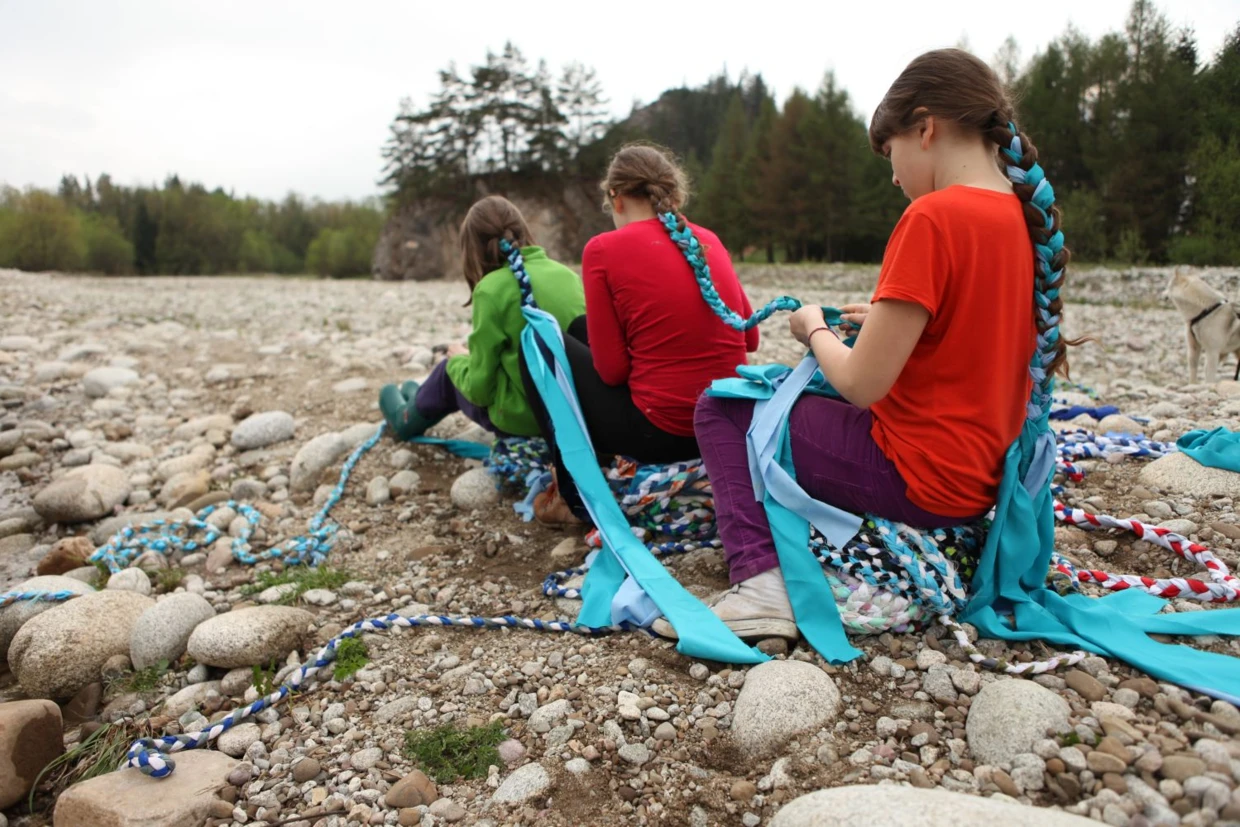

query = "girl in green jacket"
[380,196,586,439]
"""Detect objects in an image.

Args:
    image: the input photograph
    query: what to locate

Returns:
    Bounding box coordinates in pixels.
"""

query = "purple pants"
[414,360,509,436]
[694,394,972,584]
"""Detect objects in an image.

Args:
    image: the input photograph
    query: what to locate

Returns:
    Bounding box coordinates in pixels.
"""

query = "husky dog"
[1163,270,1240,383]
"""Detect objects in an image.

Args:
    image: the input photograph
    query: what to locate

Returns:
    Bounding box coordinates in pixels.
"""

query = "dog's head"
[1162,269,1191,304]
[1164,268,1223,314]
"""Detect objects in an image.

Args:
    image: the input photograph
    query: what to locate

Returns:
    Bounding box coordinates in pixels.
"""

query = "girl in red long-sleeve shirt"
[520,143,760,524]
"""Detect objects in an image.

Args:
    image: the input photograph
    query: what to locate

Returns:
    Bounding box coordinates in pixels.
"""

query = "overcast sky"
[1,0,1235,203]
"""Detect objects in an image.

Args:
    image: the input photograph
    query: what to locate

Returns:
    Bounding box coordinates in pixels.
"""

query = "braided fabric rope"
[1054,502,1239,601]
[484,437,551,488]
[125,608,633,777]
[94,426,384,575]
[0,427,382,609]
[1056,430,1178,462]
[656,212,802,330]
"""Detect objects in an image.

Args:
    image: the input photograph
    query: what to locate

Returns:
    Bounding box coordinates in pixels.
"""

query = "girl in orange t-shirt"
[660,49,1073,643]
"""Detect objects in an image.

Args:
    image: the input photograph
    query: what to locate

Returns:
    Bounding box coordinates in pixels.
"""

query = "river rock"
[0,335,38,351]
[389,470,420,497]
[157,469,210,509]
[81,367,138,398]
[186,606,313,668]
[216,722,261,758]
[230,411,295,450]
[36,537,95,576]
[1139,451,1240,499]
[492,762,550,804]
[731,660,841,757]
[0,700,63,810]
[0,575,96,658]
[290,432,349,492]
[53,749,237,826]
[172,414,234,441]
[966,678,1071,765]
[450,467,500,510]
[32,465,131,523]
[105,568,151,595]
[130,592,217,670]
[769,785,1095,826]
[9,590,154,698]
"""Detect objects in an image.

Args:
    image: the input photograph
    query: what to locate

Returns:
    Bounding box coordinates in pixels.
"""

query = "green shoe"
[378,381,442,441]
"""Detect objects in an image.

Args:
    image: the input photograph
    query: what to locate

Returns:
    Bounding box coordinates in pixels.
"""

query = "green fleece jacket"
[445,247,585,436]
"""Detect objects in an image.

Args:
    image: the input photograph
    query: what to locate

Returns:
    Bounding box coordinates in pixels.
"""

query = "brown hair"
[869,48,1078,378]
[600,142,692,221]
[459,195,535,303]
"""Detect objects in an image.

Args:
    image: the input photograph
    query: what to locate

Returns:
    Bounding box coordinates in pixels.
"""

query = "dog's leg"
[1188,326,1201,384]
[1205,349,1220,384]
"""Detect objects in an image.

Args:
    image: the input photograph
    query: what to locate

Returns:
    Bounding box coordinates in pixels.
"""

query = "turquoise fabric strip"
[519,306,768,665]
[1177,427,1240,473]
[964,415,1240,705]
[411,436,493,461]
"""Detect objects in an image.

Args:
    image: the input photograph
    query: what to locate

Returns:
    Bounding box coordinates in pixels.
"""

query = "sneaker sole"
[651,616,799,643]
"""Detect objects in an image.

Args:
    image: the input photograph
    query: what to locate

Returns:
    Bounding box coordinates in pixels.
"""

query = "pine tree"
[557,62,610,169]
[697,94,749,254]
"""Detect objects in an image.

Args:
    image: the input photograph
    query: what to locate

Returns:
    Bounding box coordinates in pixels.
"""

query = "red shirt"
[582,218,759,436]
[869,186,1035,517]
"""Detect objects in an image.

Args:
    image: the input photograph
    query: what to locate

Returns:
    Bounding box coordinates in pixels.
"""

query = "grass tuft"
[402,722,507,783]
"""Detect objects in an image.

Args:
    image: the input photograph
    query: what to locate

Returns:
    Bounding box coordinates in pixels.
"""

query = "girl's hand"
[839,303,871,335]
[789,305,827,347]
[446,343,469,358]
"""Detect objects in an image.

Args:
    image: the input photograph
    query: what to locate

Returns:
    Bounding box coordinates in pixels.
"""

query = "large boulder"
[0,699,64,809]
[186,606,314,668]
[33,465,131,523]
[966,678,1072,765]
[0,575,96,659]
[9,591,154,698]
[730,660,841,757]
[130,593,217,670]
[770,785,1094,826]
[230,411,295,450]
[53,749,237,826]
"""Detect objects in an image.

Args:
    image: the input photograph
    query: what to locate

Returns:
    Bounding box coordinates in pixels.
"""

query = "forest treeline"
[1,0,1236,275]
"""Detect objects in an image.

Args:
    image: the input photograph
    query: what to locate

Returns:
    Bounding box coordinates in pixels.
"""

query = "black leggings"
[518,315,701,520]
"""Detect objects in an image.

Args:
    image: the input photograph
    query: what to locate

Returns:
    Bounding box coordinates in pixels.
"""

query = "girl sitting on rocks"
[520,143,761,525]
[380,195,585,441]
[657,48,1077,642]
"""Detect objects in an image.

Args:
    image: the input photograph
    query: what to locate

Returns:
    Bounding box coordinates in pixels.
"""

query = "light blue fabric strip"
[519,307,767,664]
[748,356,864,550]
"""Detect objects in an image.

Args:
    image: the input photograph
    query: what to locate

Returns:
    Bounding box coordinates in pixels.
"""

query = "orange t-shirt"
[869,186,1035,517]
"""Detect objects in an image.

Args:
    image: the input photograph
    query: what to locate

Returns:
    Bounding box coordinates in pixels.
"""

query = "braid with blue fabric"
[500,237,537,309]
[988,119,1072,418]
[656,211,802,330]
[601,142,805,332]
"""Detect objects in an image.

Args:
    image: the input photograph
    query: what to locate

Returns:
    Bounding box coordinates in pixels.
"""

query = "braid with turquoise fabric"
[656,211,801,330]
[987,119,1072,414]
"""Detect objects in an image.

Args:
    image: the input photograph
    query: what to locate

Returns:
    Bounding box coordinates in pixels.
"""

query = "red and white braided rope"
[1053,501,1240,602]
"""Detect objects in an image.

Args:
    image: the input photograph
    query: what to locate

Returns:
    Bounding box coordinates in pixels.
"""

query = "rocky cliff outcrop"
[371,180,610,281]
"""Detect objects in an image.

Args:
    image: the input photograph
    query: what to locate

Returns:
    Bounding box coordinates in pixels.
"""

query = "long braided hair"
[868,48,1080,410]
[459,195,536,306]
[601,143,799,331]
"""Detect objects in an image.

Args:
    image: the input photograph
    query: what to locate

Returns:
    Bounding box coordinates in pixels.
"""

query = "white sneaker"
[651,568,798,642]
